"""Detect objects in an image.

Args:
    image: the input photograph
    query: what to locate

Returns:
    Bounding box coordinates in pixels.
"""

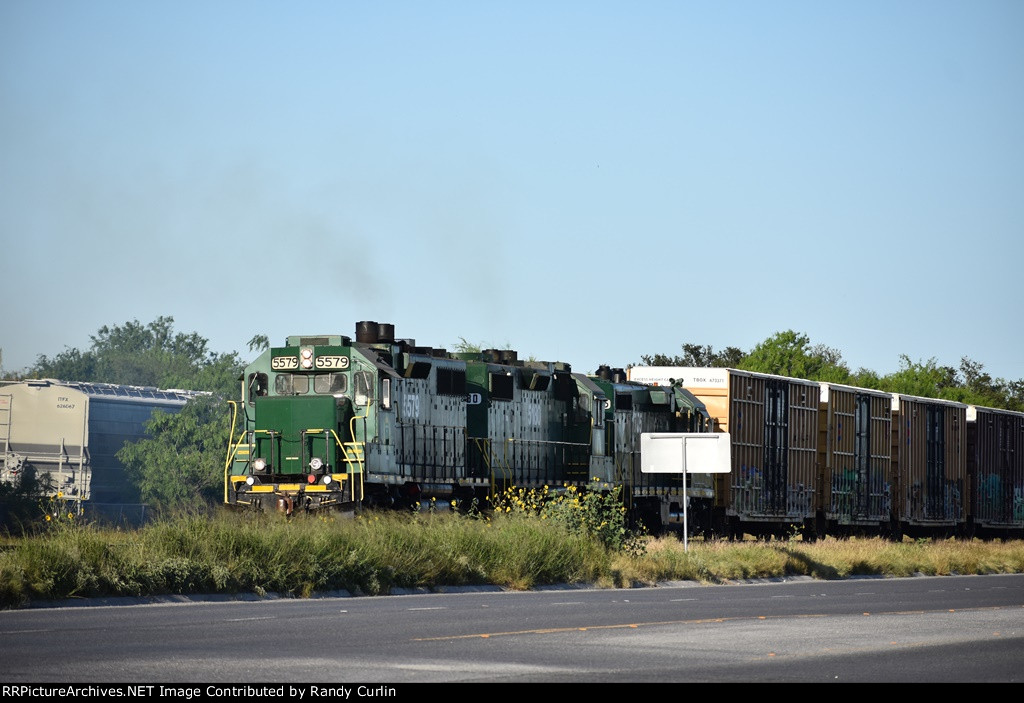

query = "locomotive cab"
[226,336,368,513]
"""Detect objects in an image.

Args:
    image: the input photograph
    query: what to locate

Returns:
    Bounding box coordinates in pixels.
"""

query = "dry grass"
[2,510,1022,610]
[610,534,1024,587]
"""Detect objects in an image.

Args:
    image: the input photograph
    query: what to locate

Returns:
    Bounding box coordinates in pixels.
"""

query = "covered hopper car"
[0,379,206,522]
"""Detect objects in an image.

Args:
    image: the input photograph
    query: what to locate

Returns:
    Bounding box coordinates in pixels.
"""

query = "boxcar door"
[925,403,946,520]
[853,393,871,519]
[763,378,789,515]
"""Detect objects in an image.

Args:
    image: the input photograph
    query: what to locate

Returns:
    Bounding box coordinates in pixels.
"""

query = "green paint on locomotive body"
[251,394,340,477]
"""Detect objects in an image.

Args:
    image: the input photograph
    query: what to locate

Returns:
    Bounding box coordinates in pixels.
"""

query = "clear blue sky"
[2,1,1022,382]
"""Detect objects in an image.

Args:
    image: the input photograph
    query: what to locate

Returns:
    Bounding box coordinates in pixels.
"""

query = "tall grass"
[0,509,612,608]
[2,508,1023,610]
[612,534,1024,586]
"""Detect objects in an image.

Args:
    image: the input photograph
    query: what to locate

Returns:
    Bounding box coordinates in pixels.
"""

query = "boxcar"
[628,367,820,539]
[818,382,894,537]
[889,393,968,539]
[967,404,1024,539]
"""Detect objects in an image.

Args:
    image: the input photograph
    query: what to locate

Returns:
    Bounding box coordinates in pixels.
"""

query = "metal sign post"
[640,432,731,552]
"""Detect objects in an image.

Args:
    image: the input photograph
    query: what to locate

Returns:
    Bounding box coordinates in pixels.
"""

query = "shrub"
[491,481,642,553]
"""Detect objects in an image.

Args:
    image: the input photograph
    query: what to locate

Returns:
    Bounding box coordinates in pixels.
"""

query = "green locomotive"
[225,321,713,528]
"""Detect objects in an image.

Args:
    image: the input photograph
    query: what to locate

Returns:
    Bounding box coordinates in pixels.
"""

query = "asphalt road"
[1,573,1022,685]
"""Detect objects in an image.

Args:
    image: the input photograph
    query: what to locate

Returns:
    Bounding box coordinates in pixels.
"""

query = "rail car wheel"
[799,521,819,543]
[454,487,479,514]
[886,519,904,543]
[634,501,663,536]
[709,511,728,541]
[473,487,493,513]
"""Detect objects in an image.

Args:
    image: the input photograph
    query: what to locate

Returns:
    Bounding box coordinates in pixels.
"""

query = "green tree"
[26,317,249,511]
[848,367,884,389]
[453,337,481,354]
[248,334,270,353]
[451,337,536,362]
[868,356,1023,411]
[0,465,55,534]
[640,343,746,368]
[738,330,850,382]
[634,331,1023,411]
[116,395,229,511]
[28,346,98,382]
[872,355,958,399]
[1007,380,1024,412]
[956,357,1023,411]
[30,316,242,395]
[162,354,243,399]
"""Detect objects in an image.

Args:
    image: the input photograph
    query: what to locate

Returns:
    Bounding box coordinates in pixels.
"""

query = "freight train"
[224,322,1024,541]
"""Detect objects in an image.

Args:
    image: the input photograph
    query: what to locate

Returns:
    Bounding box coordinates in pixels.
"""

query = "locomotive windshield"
[273,372,348,396]
[314,373,347,394]
[275,374,309,395]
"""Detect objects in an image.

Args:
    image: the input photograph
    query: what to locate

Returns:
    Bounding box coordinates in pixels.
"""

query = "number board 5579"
[315,356,349,369]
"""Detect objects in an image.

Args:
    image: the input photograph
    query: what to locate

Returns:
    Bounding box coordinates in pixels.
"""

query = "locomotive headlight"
[309,457,324,471]
[300,347,314,369]
[245,476,255,486]
[254,458,268,472]
[322,475,332,485]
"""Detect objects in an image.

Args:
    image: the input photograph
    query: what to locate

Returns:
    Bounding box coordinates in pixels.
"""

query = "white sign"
[628,367,730,388]
[640,433,731,474]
